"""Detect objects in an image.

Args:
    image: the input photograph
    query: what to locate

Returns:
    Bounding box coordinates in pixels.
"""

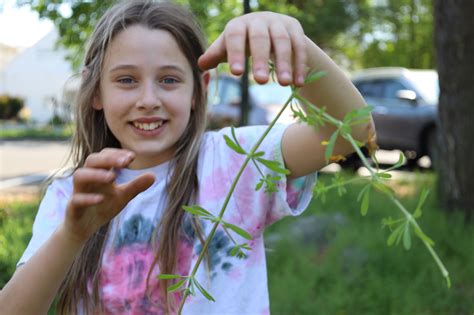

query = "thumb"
[119,173,155,204]
[198,34,226,71]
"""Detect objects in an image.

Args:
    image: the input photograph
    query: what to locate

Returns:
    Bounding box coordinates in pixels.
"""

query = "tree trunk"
[434,0,474,221]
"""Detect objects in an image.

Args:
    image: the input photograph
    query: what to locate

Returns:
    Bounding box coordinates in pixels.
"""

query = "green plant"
[0,201,38,287]
[158,71,450,313]
[0,124,73,140]
[266,175,474,314]
[0,95,25,120]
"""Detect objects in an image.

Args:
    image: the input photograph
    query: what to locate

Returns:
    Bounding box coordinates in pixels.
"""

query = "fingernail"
[120,156,131,165]
[232,63,243,72]
[256,69,267,79]
[280,71,292,82]
[106,171,115,181]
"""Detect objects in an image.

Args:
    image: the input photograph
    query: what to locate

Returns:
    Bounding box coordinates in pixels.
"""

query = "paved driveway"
[0,140,72,188]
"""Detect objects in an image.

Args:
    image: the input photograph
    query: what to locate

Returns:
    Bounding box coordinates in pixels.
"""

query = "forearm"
[300,38,374,146]
[0,223,85,315]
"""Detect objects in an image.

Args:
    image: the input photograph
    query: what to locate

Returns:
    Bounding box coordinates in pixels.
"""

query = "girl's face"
[95,25,195,169]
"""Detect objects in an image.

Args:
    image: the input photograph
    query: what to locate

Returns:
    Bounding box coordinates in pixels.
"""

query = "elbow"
[343,115,377,158]
[357,117,377,156]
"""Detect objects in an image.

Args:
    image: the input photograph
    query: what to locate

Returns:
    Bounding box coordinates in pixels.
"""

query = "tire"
[425,129,439,170]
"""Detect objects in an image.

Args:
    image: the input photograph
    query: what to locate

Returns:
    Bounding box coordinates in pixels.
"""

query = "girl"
[0,1,372,314]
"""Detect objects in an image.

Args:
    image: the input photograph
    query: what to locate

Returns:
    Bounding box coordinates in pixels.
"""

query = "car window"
[382,79,408,99]
[354,81,384,98]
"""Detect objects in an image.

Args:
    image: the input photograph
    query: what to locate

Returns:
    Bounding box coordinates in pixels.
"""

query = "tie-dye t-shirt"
[18,124,316,314]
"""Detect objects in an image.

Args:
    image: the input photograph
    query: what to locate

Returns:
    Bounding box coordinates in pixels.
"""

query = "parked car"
[206,74,293,129]
[350,67,439,167]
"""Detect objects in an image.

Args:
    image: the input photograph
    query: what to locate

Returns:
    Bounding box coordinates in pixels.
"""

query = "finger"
[119,173,155,204]
[269,22,293,86]
[223,19,247,75]
[73,168,116,192]
[69,193,104,210]
[248,20,271,84]
[84,148,135,169]
[198,34,226,71]
[288,23,308,86]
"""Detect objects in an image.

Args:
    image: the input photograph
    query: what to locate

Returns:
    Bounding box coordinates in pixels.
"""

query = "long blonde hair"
[56,1,208,313]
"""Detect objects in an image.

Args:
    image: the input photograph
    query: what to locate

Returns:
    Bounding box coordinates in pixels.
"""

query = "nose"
[136,81,160,110]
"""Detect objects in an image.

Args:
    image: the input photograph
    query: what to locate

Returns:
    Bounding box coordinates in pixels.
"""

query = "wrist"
[55,222,89,251]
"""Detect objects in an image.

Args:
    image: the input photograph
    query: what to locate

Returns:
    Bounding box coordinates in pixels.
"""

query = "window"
[354,81,384,98]
[382,80,407,99]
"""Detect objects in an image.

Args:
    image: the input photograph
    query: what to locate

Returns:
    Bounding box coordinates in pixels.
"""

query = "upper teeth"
[133,121,163,130]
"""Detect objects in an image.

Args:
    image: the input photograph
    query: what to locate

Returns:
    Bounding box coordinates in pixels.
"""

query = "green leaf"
[304,71,327,84]
[223,222,253,240]
[403,224,412,250]
[414,226,435,246]
[182,205,214,218]
[229,244,249,259]
[167,279,186,293]
[224,135,246,155]
[229,246,240,257]
[414,189,430,218]
[387,224,404,246]
[376,172,392,179]
[255,179,264,191]
[192,278,216,302]
[256,158,290,175]
[394,152,405,168]
[340,124,352,135]
[343,106,373,124]
[357,184,371,202]
[360,188,370,216]
[158,274,183,280]
[325,130,339,163]
[373,182,393,195]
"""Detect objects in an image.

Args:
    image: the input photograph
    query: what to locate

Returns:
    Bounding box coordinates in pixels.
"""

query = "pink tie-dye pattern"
[200,167,229,201]
[286,181,300,209]
[98,239,194,314]
[99,243,165,314]
[244,238,264,267]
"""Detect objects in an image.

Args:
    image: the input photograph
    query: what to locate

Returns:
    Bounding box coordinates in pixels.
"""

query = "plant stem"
[177,92,297,313]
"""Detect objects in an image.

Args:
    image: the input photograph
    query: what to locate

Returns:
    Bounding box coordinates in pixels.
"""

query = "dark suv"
[351,67,439,166]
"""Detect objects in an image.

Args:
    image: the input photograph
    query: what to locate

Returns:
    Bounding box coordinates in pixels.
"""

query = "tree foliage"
[20,0,434,71]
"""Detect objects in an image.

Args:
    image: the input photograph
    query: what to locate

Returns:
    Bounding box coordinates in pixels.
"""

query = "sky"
[0,0,54,48]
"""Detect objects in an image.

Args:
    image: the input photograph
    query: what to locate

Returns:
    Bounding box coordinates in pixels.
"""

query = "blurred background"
[1,0,473,314]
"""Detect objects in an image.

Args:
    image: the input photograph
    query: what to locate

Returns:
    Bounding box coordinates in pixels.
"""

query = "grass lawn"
[266,171,474,314]
[1,171,473,314]
[0,124,73,141]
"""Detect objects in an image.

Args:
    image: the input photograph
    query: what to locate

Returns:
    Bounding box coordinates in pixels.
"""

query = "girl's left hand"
[198,12,309,87]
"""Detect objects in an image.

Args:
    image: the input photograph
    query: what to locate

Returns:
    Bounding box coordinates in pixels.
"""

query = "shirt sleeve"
[213,124,317,230]
[16,177,71,267]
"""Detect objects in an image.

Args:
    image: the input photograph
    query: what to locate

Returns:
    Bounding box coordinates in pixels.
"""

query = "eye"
[117,77,136,84]
[162,77,178,84]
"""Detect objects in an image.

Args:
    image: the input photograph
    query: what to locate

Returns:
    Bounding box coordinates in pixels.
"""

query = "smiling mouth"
[132,121,165,131]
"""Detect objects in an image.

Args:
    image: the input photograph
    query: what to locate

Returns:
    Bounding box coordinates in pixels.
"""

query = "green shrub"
[0,124,73,140]
[0,95,25,120]
[0,201,38,288]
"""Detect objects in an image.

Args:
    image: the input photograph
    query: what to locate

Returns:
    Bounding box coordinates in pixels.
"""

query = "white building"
[0,29,76,123]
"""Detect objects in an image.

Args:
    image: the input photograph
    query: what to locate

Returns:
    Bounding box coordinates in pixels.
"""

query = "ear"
[202,71,211,89]
[92,93,103,110]
[192,71,211,110]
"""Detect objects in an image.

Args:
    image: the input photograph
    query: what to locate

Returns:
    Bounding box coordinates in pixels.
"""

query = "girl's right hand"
[62,148,155,244]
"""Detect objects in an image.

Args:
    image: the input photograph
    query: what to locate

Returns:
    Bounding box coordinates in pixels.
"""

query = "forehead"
[103,24,192,73]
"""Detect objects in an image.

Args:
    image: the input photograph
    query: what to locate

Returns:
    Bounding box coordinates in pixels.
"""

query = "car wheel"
[426,129,439,169]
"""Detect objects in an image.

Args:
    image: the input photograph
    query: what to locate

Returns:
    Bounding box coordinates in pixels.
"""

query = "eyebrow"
[108,64,187,75]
